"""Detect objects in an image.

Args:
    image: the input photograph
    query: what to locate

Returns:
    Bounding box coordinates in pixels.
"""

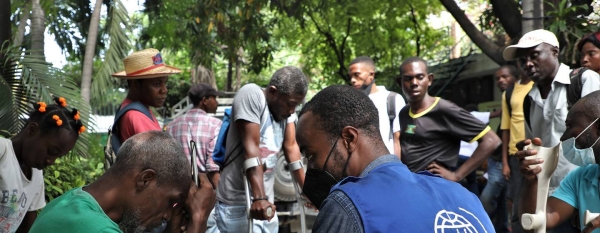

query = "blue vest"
[332,162,494,233]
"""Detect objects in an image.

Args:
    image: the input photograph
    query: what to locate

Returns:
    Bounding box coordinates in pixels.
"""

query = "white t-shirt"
[369,86,406,154]
[0,138,45,232]
[459,111,491,157]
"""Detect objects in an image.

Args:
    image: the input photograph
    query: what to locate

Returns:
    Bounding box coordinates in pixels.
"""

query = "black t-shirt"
[399,98,491,172]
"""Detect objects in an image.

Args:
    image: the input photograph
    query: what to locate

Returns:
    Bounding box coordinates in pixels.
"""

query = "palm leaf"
[90,0,131,106]
[0,46,96,157]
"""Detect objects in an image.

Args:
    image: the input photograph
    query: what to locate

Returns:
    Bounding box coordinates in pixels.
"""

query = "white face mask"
[562,118,600,166]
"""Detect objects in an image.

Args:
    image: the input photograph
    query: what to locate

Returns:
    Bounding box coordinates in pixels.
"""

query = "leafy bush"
[43,134,106,201]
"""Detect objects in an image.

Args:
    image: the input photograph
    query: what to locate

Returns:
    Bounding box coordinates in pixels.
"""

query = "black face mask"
[358,79,375,95]
[303,138,352,210]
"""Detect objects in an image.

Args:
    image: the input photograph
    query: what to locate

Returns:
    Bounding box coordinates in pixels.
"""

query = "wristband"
[252,197,268,202]
[288,160,304,171]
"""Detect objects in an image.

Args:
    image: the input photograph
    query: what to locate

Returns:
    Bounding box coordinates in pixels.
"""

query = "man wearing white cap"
[110,48,181,147]
[503,29,600,233]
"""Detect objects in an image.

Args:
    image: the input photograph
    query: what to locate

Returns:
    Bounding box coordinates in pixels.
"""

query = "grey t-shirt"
[216,84,296,205]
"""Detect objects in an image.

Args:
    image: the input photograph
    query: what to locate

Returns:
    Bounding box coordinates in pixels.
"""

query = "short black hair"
[299,85,381,142]
[113,131,190,187]
[349,56,376,70]
[399,56,428,75]
[269,66,309,96]
[25,96,84,137]
[573,90,600,121]
[498,64,519,79]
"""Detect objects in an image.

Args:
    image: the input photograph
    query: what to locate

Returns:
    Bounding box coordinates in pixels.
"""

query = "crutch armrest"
[288,160,304,171]
[244,157,262,171]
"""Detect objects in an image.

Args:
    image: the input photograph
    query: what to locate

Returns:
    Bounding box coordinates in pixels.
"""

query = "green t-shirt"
[29,187,121,233]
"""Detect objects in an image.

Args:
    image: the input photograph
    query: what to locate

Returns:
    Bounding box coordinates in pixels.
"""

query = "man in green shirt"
[29,131,216,233]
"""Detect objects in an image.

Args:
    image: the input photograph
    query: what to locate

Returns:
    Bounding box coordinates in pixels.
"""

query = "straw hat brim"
[112,65,182,79]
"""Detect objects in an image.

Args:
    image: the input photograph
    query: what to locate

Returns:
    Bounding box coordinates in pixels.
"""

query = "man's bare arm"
[283,122,305,187]
[236,120,266,199]
[455,131,500,180]
[393,132,401,159]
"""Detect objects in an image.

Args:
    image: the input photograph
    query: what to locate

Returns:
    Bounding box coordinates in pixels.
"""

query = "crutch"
[189,140,199,186]
[288,160,306,233]
[243,157,273,233]
[520,142,561,233]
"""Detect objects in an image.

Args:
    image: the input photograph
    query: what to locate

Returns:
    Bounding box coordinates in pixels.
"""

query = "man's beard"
[119,208,145,233]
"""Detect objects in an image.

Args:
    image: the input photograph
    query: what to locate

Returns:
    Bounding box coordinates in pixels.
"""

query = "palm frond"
[0,46,96,157]
[90,0,131,106]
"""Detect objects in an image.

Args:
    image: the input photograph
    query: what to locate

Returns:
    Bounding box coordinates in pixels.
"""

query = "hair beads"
[52,115,63,126]
[56,97,67,107]
[37,102,47,112]
[79,125,86,134]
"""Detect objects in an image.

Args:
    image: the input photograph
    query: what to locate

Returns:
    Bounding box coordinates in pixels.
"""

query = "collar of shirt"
[584,165,600,188]
[359,154,401,177]
[187,108,208,115]
[528,63,571,109]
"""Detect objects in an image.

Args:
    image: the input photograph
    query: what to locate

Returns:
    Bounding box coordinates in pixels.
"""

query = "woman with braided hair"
[0,96,85,232]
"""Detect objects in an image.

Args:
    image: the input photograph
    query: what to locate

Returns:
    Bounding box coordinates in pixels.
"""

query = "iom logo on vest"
[434,208,488,233]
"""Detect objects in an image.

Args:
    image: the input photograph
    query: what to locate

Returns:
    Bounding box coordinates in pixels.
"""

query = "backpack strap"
[523,94,532,135]
[386,92,397,140]
[504,84,515,117]
[567,67,587,109]
[109,102,154,154]
[221,100,269,168]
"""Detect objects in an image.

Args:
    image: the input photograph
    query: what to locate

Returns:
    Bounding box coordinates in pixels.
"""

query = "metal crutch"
[288,160,306,233]
[189,140,199,186]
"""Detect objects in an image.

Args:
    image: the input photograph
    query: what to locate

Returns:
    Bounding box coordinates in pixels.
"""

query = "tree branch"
[490,0,521,39]
[409,4,421,56]
[440,0,505,64]
[307,11,349,81]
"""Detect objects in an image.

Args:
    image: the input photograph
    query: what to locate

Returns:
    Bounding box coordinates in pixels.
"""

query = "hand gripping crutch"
[242,157,273,233]
[520,142,561,233]
[288,160,306,233]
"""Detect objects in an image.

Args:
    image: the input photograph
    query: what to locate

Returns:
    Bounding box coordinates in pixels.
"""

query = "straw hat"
[112,48,182,79]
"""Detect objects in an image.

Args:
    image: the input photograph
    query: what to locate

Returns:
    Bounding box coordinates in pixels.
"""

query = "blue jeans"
[457,155,479,195]
[207,207,220,233]
[480,158,509,232]
[215,201,279,233]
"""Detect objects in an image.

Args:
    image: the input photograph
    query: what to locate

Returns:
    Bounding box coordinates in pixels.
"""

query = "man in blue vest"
[297,85,494,232]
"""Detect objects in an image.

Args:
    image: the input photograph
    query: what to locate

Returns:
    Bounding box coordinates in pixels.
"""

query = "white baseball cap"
[502,29,559,61]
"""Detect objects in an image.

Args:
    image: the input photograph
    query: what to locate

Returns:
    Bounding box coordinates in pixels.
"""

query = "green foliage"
[44,134,105,202]
[0,46,95,157]
[546,0,600,65]
[275,0,451,84]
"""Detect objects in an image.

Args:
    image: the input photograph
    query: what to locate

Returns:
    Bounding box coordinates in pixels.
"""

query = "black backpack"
[104,102,154,170]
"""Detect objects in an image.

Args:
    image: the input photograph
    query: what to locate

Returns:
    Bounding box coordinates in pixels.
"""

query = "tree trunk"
[522,0,544,33]
[192,64,216,88]
[490,0,522,39]
[30,0,45,59]
[235,56,241,91]
[226,57,233,91]
[0,0,11,72]
[80,0,103,103]
[440,0,505,65]
[234,47,243,91]
[14,1,31,47]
